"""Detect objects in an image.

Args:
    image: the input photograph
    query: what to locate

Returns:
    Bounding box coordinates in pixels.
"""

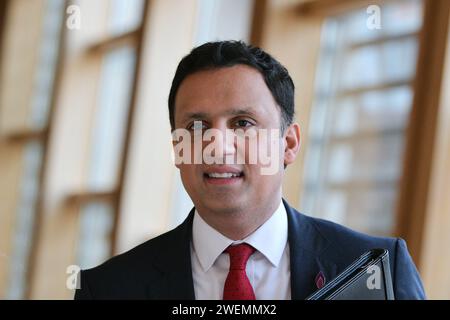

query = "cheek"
[247,164,283,184]
[237,134,278,165]
[255,135,284,174]
[246,168,283,202]
[179,165,199,185]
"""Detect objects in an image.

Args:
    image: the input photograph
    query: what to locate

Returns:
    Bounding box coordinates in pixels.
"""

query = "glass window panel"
[340,9,379,44]
[315,21,339,97]
[303,143,323,184]
[321,191,348,224]
[341,38,418,89]
[340,0,423,44]
[300,0,423,236]
[76,202,114,270]
[308,101,329,138]
[7,142,43,299]
[332,99,358,136]
[332,86,413,135]
[325,135,405,184]
[345,187,397,236]
[88,46,136,191]
[5,0,64,299]
[108,0,145,35]
[327,143,353,184]
[382,0,423,35]
[358,86,412,130]
[341,46,382,89]
[382,38,418,82]
[30,0,65,130]
[301,188,316,217]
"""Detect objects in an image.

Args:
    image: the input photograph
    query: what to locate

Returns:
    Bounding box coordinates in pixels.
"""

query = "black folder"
[306,248,394,300]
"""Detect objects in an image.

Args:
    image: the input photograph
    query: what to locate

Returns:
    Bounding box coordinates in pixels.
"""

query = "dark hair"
[168,40,295,132]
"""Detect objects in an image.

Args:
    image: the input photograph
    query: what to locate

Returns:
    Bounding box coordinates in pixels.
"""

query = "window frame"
[65,0,150,261]
[0,0,68,299]
[257,0,450,269]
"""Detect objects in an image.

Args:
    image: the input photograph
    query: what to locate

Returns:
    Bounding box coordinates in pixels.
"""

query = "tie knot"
[225,243,255,270]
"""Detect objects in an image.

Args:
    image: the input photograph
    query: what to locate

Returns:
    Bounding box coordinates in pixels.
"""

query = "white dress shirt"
[191,200,291,300]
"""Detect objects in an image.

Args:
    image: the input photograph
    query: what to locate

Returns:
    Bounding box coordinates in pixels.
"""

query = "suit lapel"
[148,200,339,300]
[284,199,338,299]
[147,208,196,300]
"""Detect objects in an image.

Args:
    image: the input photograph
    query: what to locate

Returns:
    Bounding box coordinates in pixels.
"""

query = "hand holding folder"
[306,249,394,300]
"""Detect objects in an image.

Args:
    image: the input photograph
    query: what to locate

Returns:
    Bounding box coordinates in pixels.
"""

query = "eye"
[187,121,208,131]
[234,119,254,128]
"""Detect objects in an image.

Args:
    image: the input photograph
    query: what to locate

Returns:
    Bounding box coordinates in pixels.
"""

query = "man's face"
[173,65,290,215]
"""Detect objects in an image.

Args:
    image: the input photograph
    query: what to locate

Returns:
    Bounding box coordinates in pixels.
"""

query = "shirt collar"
[192,200,288,272]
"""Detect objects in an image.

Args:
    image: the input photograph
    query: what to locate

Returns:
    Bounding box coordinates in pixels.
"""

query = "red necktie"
[223,243,256,300]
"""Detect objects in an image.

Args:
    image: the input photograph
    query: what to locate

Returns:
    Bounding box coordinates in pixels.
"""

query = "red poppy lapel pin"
[315,271,326,289]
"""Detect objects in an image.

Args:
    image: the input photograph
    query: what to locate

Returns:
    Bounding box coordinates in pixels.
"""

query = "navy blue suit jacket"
[74,199,426,299]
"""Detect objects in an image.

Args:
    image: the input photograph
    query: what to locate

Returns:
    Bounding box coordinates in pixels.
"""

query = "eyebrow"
[180,107,258,124]
[227,108,258,117]
[181,112,209,123]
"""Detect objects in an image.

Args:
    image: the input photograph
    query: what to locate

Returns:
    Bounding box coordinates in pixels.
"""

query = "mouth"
[203,170,244,185]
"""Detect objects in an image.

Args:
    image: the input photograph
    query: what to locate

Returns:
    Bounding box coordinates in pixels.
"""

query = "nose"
[205,124,236,165]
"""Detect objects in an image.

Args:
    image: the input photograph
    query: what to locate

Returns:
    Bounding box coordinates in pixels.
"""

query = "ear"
[283,123,301,167]
[172,140,182,169]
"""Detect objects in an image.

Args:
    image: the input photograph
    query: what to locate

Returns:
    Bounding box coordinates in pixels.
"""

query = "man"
[75,41,425,300]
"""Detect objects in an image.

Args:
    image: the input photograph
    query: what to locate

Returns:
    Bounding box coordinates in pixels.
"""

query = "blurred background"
[0,0,449,299]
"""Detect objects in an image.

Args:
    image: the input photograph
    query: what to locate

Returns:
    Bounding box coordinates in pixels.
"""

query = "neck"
[196,195,282,240]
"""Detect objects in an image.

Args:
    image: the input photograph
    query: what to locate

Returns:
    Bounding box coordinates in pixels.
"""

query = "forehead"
[174,65,279,122]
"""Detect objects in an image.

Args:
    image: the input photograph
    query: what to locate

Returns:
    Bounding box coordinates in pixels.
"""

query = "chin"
[202,198,245,214]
